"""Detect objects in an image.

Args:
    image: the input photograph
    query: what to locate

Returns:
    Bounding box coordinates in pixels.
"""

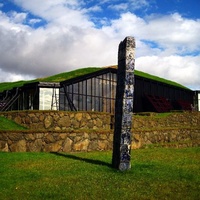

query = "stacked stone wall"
[1,111,111,130]
[133,112,200,129]
[0,111,199,152]
[0,130,113,152]
[0,128,199,152]
[132,128,200,149]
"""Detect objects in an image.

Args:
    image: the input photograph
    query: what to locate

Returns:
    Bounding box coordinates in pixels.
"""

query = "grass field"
[0,147,199,200]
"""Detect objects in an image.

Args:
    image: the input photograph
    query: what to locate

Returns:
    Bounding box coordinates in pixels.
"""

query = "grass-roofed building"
[0,66,198,113]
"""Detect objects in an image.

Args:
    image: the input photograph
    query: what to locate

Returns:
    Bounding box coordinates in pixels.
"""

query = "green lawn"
[0,116,27,130]
[0,147,199,200]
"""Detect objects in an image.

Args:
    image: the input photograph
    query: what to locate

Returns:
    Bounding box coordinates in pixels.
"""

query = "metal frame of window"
[61,69,117,113]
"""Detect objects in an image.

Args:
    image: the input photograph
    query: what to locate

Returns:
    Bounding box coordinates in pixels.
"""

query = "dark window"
[61,71,117,113]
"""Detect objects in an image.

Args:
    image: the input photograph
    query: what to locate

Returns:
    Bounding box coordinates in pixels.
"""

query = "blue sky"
[0,0,199,89]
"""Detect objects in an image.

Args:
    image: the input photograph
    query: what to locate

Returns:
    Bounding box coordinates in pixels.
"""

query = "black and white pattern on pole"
[119,39,135,171]
[112,36,135,171]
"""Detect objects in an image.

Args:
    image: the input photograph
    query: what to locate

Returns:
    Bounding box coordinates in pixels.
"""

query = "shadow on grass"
[50,152,112,168]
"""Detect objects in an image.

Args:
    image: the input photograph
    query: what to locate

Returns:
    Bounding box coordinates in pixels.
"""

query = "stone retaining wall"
[1,111,200,130]
[0,111,200,152]
[0,130,113,152]
[0,128,199,152]
[1,111,111,130]
[132,128,200,149]
[133,112,200,129]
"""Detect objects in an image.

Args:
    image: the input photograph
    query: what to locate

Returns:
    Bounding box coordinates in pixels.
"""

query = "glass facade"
[39,88,59,110]
[60,72,117,113]
[0,68,196,113]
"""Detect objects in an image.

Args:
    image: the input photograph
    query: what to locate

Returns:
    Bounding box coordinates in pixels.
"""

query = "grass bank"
[0,147,199,200]
[0,116,27,130]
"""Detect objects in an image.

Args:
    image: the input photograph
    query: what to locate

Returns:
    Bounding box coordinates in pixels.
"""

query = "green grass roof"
[0,80,36,93]
[134,70,189,90]
[37,67,102,82]
[0,66,190,93]
[0,67,101,92]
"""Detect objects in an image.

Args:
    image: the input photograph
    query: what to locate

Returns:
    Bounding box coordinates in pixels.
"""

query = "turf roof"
[0,66,190,93]
[0,67,101,92]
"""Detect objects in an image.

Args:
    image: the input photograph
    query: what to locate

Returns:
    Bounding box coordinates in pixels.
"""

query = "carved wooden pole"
[112,36,135,171]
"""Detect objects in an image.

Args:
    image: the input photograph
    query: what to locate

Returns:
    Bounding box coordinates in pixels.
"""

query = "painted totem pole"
[112,36,135,171]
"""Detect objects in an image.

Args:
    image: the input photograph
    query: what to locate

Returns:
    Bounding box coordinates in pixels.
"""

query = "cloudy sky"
[0,0,199,89]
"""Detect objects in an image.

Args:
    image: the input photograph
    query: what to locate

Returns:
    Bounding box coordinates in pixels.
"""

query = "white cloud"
[13,0,93,28]
[0,0,199,90]
[108,3,128,11]
[136,55,200,90]
[107,0,150,11]
[102,12,200,54]
[8,11,27,24]
[0,69,34,82]
[143,13,200,51]
[85,5,102,12]
[0,11,117,78]
[28,18,42,25]
[129,0,150,10]
[106,0,150,14]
